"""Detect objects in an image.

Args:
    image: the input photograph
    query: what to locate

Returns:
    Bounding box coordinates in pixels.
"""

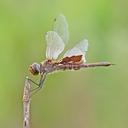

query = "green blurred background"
[0,0,128,128]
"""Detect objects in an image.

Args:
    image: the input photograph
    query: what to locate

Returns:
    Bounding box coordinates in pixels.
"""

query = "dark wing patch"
[60,55,82,64]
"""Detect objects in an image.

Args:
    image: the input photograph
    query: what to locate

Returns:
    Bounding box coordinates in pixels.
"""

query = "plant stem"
[23,77,31,128]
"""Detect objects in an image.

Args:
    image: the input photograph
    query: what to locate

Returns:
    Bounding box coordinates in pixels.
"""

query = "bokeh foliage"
[0,0,128,128]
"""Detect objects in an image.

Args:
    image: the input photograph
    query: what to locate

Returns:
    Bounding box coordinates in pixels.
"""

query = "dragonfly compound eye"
[29,63,40,75]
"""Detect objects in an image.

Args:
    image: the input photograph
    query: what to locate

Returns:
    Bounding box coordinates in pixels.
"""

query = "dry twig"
[23,77,31,128]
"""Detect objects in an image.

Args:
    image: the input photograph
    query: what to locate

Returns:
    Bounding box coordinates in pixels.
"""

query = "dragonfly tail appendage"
[80,62,114,68]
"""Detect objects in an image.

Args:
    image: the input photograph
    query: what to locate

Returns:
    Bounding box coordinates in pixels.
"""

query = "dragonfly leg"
[30,87,42,97]
[26,73,47,95]
[26,77,39,87]
[26,77,41,93]
[38,73,47,88]
[30,75,45,92]
[30,74,47,97]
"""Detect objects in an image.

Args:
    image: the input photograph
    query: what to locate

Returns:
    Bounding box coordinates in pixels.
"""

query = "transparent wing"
[63,39,88,62]
[45,31,65,60]
[53,14,69,44]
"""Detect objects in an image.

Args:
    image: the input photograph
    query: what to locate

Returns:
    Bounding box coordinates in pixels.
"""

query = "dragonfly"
[28,14,113,91]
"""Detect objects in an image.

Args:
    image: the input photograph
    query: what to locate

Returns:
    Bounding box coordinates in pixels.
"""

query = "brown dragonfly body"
[29,59,112,88]
[28,14,113,89]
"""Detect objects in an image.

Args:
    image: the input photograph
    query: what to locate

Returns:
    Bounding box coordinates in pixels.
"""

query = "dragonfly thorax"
[40,60,57,74]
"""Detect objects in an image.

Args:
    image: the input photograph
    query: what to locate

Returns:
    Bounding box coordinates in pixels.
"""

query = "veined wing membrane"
[45,31,65,60]
[74,39,88,53]
[53,14,69,44]
[63,39,88,63]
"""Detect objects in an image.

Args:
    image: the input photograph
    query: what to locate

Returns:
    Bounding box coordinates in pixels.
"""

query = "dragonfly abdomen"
[56,62,113,71]
[56,63,81,71]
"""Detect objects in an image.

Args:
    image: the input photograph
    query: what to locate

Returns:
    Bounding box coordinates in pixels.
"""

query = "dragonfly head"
[29,63,40,75]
